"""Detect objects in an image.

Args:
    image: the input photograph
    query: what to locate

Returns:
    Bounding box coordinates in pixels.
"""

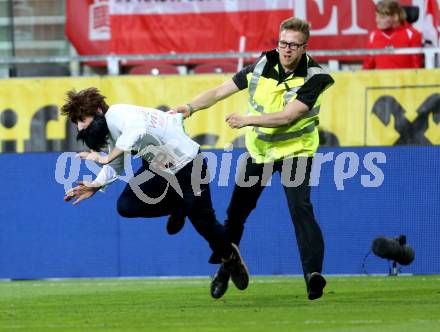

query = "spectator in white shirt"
[61,87,249,296]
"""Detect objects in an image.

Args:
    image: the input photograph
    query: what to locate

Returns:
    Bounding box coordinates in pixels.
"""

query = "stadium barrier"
[1,48,439,76]
[0,147,438,279]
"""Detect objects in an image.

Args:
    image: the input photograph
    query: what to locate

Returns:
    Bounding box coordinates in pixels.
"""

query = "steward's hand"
[226,113,247,129]
[174,104,192,119]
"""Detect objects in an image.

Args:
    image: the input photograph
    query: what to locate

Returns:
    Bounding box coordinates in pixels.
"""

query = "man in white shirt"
[61,87,249,296]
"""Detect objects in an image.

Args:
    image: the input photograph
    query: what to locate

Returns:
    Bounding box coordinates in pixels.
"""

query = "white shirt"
[93,104,199,187]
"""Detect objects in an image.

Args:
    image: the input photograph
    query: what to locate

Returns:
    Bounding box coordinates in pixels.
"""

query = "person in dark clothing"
[175,17,334,300]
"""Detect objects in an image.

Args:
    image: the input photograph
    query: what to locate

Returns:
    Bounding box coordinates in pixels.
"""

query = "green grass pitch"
[0,275,439,331]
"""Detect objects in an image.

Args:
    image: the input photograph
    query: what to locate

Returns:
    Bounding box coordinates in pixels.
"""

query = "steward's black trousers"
[116,155,232,261]
[210,154,324,275]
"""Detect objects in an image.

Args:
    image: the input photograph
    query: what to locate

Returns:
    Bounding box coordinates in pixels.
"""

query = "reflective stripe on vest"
[248,56,326,117]
[301,105,320,119]
[254,120,319,142]
[248,57,267,113]
[283,86,301,106]
[305,66,328,81]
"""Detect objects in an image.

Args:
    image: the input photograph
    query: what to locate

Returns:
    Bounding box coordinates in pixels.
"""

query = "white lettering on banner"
[109,0,295,15]
[293,0,338,35]
[341,0,368,35]
[109,0,373,37]
[294,0,368,36]
[89,0,111,41]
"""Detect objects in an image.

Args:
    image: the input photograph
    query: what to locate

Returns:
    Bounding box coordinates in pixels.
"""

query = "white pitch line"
[0,275,438,288]
[305,320,383,325]
[0,277,299,288]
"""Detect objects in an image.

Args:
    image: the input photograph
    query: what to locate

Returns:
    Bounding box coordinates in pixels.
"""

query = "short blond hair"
[279,17,311,43]
[376,0,407,24]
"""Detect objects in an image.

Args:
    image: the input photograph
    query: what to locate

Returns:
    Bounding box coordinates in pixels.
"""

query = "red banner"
[421,0,440,46]
[66,0,110,56]
[109,10,292,55]
[66,0,431,59]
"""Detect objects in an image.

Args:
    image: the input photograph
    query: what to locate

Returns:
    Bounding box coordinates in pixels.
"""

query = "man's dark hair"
[61,87,110,151]
[76,114,109,152]
[61,87,109,124]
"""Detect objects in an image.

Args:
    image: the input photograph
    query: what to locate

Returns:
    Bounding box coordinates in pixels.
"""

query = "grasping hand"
[174,104,192,119]
[64,181,100,206]
[225,113,248,129]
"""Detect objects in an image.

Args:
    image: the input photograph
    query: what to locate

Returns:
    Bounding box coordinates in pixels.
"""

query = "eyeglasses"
[278,40,306,50]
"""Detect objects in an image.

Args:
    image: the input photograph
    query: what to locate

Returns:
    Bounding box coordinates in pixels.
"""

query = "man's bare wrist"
[186,103,194,116]
[98,156,109,164]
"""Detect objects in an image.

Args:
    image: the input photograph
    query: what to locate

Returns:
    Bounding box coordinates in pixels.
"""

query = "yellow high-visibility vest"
[245,55,332,163]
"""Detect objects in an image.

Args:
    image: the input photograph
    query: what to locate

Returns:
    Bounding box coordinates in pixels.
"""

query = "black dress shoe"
[306,272,326,300]
[223,243,249,291]
[210,244,250,299]
[210,265,230,299]
[166,214,185,235]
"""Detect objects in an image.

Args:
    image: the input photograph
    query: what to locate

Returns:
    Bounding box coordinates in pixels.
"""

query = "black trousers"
[210,154,324,275]
[116,155,232,261]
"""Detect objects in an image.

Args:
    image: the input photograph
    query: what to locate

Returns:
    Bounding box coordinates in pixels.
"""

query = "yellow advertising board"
[0,75,247,152]
[0,69,439,153]
[321,69,440,146]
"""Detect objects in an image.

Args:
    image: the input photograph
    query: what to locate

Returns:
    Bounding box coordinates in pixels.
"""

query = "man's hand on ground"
[64,181,100,205]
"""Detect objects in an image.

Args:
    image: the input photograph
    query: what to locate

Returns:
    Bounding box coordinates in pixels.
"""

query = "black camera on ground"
[371,235,415,275]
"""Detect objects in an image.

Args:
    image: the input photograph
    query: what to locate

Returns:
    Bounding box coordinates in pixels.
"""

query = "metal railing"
[0,47,439,76]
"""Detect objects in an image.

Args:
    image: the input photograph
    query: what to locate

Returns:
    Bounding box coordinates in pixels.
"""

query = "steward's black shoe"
[210,265,230,299]
[223,244,249,291]
[166,214,185,235]
[306,272,326,300]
